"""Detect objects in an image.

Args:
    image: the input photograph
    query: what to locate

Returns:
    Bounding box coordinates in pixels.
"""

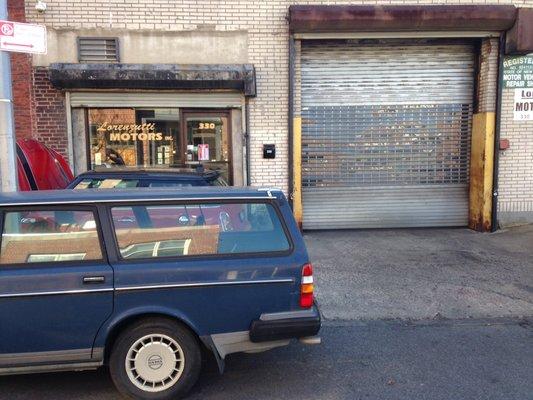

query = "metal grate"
[78,37,119,62]
[301,42,475,106]
[300,41,475,229]
[302,103,472,188]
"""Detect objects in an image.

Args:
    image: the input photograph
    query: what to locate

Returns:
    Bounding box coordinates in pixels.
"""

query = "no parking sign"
[0,19,46,54]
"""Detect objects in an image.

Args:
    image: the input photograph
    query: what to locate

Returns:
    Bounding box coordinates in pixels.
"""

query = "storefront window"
[87,108,232,183]
[88,108,180,169]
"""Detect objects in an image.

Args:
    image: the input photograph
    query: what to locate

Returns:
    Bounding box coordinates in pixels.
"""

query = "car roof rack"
[257,187,282,198]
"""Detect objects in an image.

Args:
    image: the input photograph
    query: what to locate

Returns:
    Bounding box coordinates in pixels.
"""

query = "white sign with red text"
[0,20,46,54]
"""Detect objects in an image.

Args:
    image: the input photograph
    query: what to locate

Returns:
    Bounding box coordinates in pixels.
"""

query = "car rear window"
[147,180,195,188]
[0,210,102,264]
[74,178,139,189]
[110,202,290,259]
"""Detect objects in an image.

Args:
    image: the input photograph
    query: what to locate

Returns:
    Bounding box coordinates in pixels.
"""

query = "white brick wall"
[26,1,533,219]
[498,89,533,225]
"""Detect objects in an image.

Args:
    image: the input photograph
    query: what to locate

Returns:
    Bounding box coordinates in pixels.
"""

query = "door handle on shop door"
[83,276,105,284]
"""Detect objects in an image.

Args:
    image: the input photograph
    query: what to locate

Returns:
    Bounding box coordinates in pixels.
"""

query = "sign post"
[0,4,47,192]
[0,0,17,192]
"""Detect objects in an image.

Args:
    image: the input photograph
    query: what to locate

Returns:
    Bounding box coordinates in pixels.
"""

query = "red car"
[16,139,73,191]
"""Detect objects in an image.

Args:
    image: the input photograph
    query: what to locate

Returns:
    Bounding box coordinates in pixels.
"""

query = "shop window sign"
[89,108,179,169]
[97,122,167,142]
[198,144,210,161]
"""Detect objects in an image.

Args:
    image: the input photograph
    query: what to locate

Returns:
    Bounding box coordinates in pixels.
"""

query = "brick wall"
[32,67,68,157]
[478,38,499,114]
[24,0,533,203]
[497,89,533,225]
[8,0,34,140]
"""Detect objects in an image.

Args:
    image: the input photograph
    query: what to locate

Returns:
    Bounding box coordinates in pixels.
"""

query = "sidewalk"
[305,225,533,321]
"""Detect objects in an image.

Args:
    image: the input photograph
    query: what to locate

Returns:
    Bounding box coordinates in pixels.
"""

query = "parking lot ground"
[306,225,533,321]
[1,318,532,400]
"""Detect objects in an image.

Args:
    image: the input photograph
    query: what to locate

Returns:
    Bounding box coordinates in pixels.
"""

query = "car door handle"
[83,276,106,284]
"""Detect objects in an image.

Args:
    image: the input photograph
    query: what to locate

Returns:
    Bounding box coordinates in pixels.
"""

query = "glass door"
[141,117,181,167]
[182,111,232,183]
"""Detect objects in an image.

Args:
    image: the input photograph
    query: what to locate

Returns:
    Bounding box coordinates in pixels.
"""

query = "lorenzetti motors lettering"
[516,89,533,111]
[97,122,164,141]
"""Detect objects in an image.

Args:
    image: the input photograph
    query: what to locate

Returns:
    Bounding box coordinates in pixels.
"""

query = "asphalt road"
[1,318,532,400]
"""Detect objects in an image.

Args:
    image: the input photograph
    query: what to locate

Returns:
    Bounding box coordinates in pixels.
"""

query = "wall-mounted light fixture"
[35,0,47,13]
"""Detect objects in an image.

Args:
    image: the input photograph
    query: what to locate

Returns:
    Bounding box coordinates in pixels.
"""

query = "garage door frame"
[289,33,498,231]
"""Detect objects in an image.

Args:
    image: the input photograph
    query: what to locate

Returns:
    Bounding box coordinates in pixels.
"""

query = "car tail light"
[300,263,314,308]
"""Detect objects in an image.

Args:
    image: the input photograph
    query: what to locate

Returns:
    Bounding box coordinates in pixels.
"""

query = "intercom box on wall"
[263,144,275,159]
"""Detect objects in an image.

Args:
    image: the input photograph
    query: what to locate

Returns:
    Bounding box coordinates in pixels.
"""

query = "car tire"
[109,317,202,400]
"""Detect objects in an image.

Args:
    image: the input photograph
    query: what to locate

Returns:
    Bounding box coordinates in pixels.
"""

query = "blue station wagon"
[0,187,321,399]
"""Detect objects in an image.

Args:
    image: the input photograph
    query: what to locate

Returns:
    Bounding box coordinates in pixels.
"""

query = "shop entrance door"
[182,111,232,184]
[141,117,181,167]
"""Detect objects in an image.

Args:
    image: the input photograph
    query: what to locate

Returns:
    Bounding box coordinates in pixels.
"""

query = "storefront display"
[86,108,232,182]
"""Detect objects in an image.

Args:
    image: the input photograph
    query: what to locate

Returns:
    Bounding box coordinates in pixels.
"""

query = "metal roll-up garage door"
[301,41,475,229]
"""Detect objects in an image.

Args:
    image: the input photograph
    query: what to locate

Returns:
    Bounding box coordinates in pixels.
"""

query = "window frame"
[0,205,108,268]
[106,199,295,263]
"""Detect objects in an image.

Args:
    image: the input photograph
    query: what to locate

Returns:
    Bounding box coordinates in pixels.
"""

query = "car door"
[107,199,299,337]
[0,206,114,367]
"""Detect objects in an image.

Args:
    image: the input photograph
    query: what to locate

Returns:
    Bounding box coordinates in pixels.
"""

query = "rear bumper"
[249,304,321,343]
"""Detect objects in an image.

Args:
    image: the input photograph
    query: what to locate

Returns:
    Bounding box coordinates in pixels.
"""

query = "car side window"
[0,210,103,264]
[111,202,290,260]
[74,178,139,189]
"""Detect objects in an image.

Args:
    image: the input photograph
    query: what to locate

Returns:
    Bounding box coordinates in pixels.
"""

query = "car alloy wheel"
[109,318,202,399]
[125,333,185,392]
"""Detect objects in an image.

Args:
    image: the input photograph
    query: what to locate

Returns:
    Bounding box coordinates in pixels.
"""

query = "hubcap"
[125,334,185,392]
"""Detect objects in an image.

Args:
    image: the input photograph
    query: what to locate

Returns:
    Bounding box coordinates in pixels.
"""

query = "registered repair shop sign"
[0,20,46,54]
[503,54,533,89]
[503,55,533,121]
